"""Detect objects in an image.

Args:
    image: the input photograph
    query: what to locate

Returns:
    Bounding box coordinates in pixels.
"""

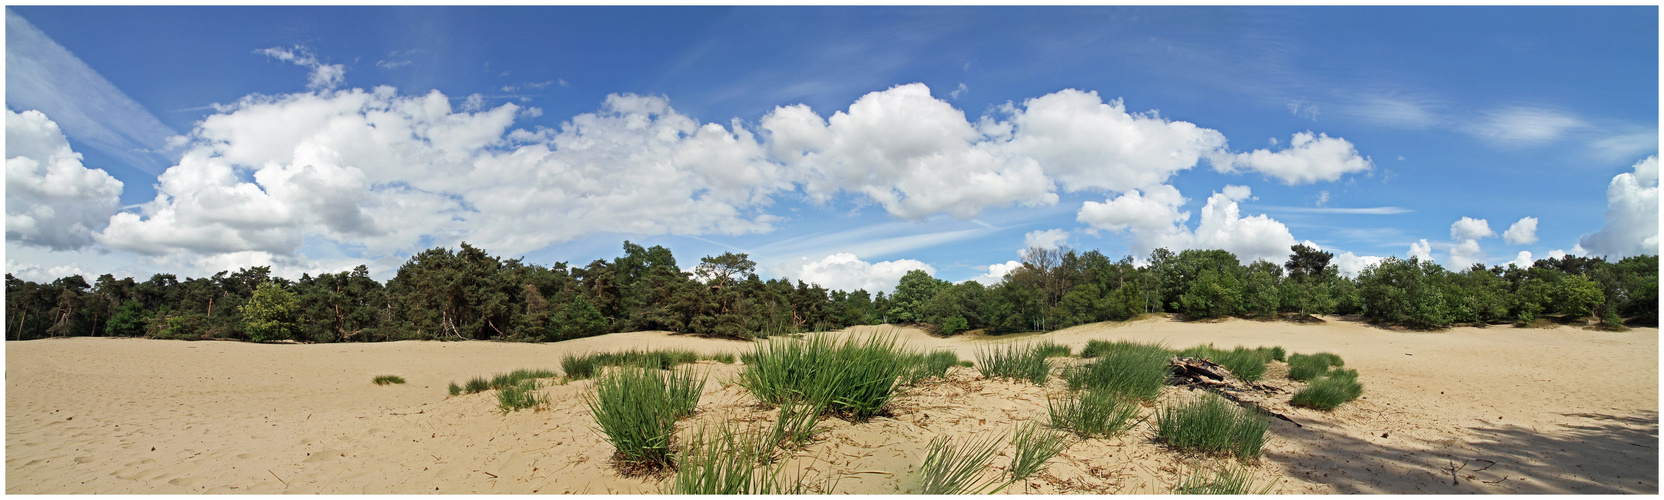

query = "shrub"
[976,343,1051,385]
[1048,389,1141,438]
[1009,421,1070,483]
[1154,393,1268,460]
[1065,341,1172,401]
[585,366,706,467]
[497,380,544,413]
[1286,352,1344,381]
[1291,368,1363,410]
[373,375,406,385]
[739,334,914,421]
[917,433,1003,494]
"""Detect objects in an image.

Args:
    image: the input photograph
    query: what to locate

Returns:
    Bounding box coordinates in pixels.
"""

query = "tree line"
[6,241,1656,343]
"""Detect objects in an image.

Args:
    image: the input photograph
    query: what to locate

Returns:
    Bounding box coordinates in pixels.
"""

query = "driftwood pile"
[1168,356,1303,428]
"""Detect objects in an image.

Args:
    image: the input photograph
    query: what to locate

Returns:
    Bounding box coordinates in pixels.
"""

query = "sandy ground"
[6,316,1656,494]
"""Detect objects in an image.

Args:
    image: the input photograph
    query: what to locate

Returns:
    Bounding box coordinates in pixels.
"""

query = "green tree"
[889,269,947,323]
[1556,274,1604,320]
[242,282,299,342]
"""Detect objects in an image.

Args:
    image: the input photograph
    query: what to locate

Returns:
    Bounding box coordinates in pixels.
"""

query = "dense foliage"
[6,241,1657,342]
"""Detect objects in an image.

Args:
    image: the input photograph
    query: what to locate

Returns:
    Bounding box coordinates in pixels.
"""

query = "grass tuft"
[1048,389,1142,438]
[1154,393,1269,460]
[904,350,961,385]
[917,433,1004,494]
[1065,340,1172,401]
[373,375,406,385]
[562,353,600,379]
[463,377,490,394]
[1033,340,1072,358]
[669,423,836,494]
[1176,344,1272,382]
[1291,368,1363,410]
[769,400,824,451]
[707,352,737,364]
[585,366,706,467]
[976,343,1052,385]
[1286,352,1345,381]
[497,379,544,413]
[1174,462,1275,494]
[490,369,557,390]
[448,382,463,396]
[739,334,914,421]
[1009,421,1071,483]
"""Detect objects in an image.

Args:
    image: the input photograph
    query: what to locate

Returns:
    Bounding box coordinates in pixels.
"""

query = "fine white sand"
[6,316,1656,493]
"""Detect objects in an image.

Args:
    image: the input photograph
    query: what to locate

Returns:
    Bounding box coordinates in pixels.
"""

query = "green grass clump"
[707,352,737,364]
[1033,340,1072,358]
[1154,393,1269,460]
[1176,345,1271,382]
[916,433,1004,494]
[1065,341,1172,401]
[497,380,544,413]
[448,382,464,396]
[1009,422,1071,483]
[738,334,914,421]
[1286,352,1345,381]
[976,343,1051,385]
[463,377,490,394]
[585,366,706,467]
[769,400,824,450]
[1290,368,1363,410]
[1175,463,1274,494]
[490,369,557,390]
[562,353,600,379]
[904,350,961,385]
[1266,346,1287,362]
[373,375,406,385]
[669,423,832,494]
[956,360,974,367]
[1048,389,1142,438]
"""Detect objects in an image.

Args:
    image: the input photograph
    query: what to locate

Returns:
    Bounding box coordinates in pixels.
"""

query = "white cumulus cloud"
[97,87,789,266]
[1217,131,1373,185]
[997,88,1228,193]
[1578,155,1659,258]
[1448,238,1486,269]
[1022,229,1070,251]
[1077,184,1297,264]
[1450,217,1495,240]
[774,252,934,295]
[1332,251,1383,278]
[1508,251,1534,269]
[1408,239,1433,261]
[6,109,124,250]
[968,260,1024,286]
[1503,217,1539,245]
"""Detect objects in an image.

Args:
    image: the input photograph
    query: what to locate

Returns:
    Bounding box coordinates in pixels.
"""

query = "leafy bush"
[1286,352,1344,381]
[976,343,1051,385]
[1065,341,1172,401]
[373,375,406,385]
[917,433,1003,494]
[585,366,706,467]
[1009,422,1070,483]
[739,334,914,421]
[1048,389,1141,438]
[1291,368,1363,410]
[1154,393,1268,460]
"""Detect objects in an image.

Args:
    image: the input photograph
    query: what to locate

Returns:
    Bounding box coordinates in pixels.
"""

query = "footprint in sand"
[74,456,96,464]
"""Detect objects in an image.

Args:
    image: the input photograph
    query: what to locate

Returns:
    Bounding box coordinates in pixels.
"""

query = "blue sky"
[5,6,1658,293]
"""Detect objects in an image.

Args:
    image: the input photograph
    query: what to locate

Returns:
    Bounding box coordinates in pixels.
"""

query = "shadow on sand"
[1264,410,1657,493]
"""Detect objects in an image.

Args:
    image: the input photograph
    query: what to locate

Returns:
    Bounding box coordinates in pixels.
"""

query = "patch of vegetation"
[976,342,1051,385]
[1286,352,1345,381]
[490,368,558,390]
[585,366,706,468]
[916,433,1004,494]
[497,379,544,413]
[738,334,915,421]
[1174,463,1274,494]
[1176,344,1273,382]
[562,349,717,380]
[903,350,961,385]
[769,400,824,451]
[1008,421,1071,483]
[707,352,737,364]
[1048,389,1142,438]
[372,375,406,385]
[668,423,835,494]
[1033,340,1072,358]
[1154,393,1268,460]
[1290,368,1363,410]
[1065,341,1172,401]
[562,353,600,380]
[463,377,490,394]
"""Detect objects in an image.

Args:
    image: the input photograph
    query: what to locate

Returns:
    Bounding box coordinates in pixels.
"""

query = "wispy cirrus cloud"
[5,9,176,175]
[1256,205,1411,215]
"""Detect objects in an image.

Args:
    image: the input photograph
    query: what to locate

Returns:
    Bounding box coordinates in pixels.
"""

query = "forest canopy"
[6,241,1656,342]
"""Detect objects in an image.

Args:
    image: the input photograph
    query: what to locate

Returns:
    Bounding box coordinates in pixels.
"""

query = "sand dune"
[6,317,1656,494]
